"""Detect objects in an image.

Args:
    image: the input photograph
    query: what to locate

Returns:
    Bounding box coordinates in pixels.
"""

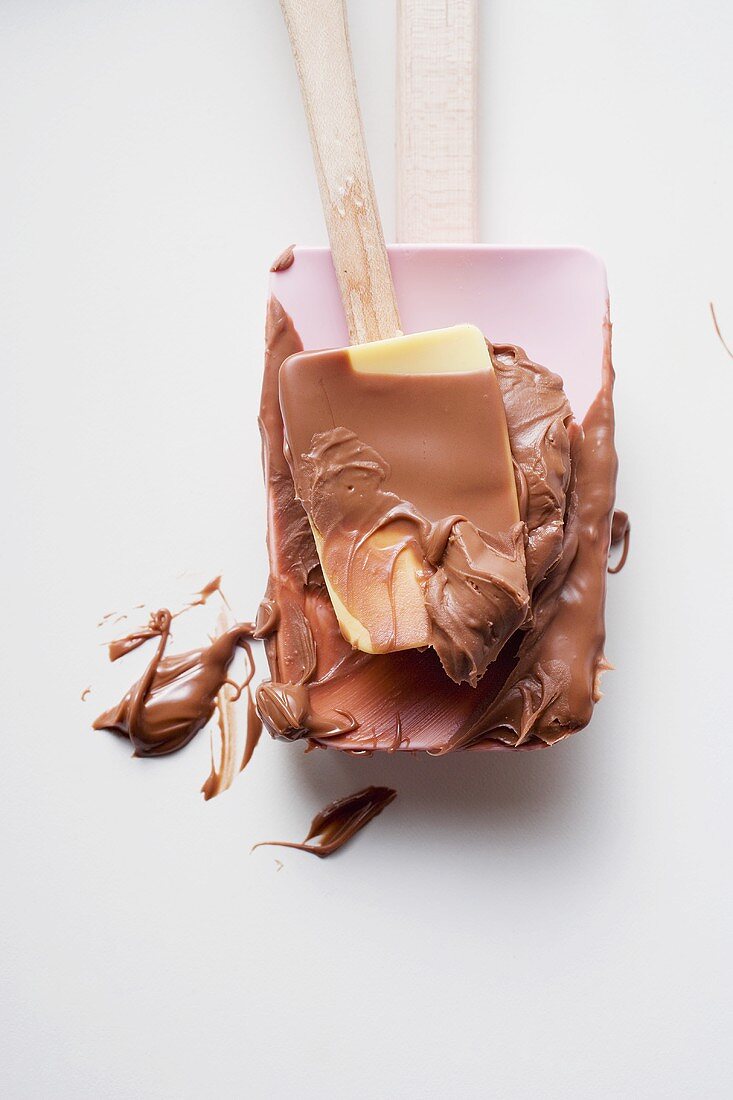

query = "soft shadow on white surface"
[264,691,628,876]
[285,732,598,837]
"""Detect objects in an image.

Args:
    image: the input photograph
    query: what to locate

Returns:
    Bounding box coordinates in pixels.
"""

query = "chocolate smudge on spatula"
[270,244,295,272]
[252,785,396,859]
[608,509,630,574]
[104,574,226,661]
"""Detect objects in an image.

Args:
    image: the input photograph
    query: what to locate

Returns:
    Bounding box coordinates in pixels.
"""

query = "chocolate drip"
[189,574,226,607]
[108,621,162,662]
[710,302,733,360]
[252,786,396,858]
[258,297,323,701]
[608,509,630,574]
[254,598,280,638]
[94,611,256,758]
[200,681,262,801]
[425,518,529,685]
[105,575,227,661]
[270,244,295,272]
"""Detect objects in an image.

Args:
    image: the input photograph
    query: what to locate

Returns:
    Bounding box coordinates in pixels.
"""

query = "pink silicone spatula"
[273,0,609,422]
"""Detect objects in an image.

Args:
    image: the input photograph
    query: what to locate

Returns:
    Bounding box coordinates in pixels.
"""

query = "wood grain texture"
[280,0,401,343]
[397,0,478,243]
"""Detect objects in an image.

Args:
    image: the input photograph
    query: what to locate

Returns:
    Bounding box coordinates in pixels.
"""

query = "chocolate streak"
[280,336,533,683]
[609,509,630,574]
[270,244,295,273]
[256,298,620,753]
[105,576,227,661]
[252,786,396,858]
[94,611,257,758]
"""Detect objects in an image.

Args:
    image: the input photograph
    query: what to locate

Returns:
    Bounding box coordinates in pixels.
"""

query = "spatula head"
[271,245,609,421]
[262,245,613,750]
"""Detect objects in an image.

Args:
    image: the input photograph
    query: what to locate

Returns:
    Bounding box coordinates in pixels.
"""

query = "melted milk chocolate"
[108,621,161,662]
[253,786,396,858]
[255,297,622,753]
[95,611,257,758]
[105,575,226,661]
[281,347,520,533]
[280,344,528,682]
[710,302,733,361]
[270,244,296,272]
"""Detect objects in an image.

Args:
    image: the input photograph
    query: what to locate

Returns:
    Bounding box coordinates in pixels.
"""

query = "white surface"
[1,1,731,1097]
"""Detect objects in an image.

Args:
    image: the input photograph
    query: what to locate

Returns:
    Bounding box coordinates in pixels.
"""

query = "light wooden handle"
[397,0,478,243]
[280,0,401,344]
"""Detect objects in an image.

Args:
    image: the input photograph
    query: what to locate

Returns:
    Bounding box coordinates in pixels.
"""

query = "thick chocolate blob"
[256,297,620,753]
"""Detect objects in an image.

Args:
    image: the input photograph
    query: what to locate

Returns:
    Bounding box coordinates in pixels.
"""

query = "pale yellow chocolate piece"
[311,521,429,653]
[348,324,496,376]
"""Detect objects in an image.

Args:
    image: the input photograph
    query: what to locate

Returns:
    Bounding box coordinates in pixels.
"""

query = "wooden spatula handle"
[280,0,401,344]
[397,0,478,243]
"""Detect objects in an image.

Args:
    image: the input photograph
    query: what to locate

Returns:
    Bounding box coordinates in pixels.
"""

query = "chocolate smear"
[442,320,619,751]
[108,619,164,662]
[187,574,228,609]
[608,509,630,574]
[252,786,396,858]
[254,598,279,639]
[105,575,227,661]
[710,301,733,360]
[270,244,295,272]
[94,609,257,758]
[256,297,623,752]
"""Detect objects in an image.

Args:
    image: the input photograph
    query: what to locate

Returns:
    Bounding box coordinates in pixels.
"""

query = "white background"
[2,1,732,1097]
